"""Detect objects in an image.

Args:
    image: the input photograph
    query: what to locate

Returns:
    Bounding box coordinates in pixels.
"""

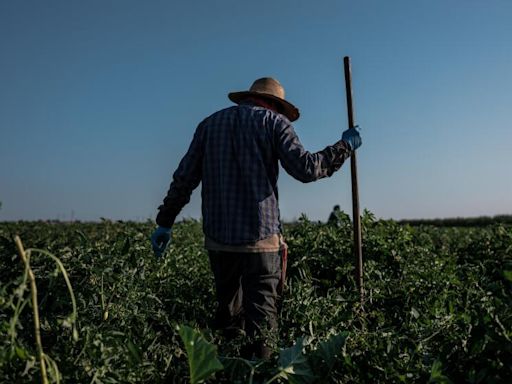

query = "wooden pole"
[343,56,364,303]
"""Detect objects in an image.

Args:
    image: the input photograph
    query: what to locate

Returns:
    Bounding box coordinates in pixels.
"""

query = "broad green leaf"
[503,270,512,282]
[177,325,223,384]
[310,332,348,372]
[277,338,315,384]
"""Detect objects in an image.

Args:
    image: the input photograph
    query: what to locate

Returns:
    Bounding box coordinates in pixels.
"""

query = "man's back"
[201,103,282,244]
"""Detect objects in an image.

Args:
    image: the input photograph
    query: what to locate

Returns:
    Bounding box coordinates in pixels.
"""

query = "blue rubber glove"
[342,125,362,151]
[151,226,172,257]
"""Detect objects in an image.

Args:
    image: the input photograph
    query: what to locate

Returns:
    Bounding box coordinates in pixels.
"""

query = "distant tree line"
[398,214,512,227]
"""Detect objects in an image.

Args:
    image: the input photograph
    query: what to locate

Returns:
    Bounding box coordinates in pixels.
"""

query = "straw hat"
[228,77,300,121]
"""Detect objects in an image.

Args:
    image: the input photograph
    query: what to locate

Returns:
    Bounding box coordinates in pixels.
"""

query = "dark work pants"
[208,250,282,359]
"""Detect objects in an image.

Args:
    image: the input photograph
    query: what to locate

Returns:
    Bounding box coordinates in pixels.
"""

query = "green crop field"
[1,212,511,383]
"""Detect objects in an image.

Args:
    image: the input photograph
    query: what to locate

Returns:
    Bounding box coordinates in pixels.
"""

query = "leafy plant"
[177,325,223,384]
[0,215,511,382]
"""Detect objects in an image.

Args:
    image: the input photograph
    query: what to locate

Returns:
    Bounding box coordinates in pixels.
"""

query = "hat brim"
[228,91,300,122]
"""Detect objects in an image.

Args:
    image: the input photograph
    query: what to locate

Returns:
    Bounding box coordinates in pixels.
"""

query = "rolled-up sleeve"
[276,121,351,183]
[156,123,205,227]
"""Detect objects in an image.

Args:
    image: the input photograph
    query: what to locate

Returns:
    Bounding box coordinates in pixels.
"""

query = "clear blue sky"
[1,0,511,222]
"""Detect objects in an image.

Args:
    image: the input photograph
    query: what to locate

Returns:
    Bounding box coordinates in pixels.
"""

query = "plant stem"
[14,235,49,384]
[27,248,79,340]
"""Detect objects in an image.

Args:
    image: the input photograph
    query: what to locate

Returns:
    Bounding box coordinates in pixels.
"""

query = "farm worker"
[328,204,343,225]
[151,77,362,359]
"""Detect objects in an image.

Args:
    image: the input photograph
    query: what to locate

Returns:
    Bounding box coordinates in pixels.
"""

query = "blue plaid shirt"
[156,102,351,245]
